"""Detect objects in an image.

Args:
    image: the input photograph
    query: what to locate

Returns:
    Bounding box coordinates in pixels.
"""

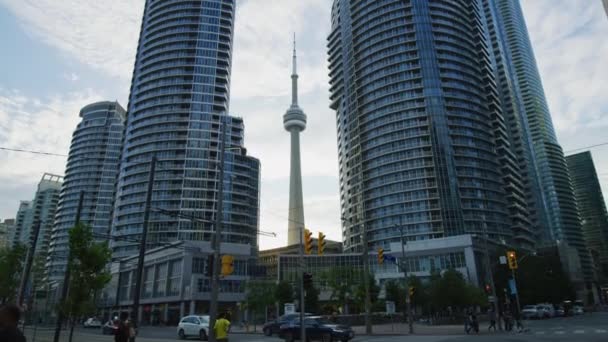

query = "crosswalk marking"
[596,329,607,333]
[555,331,565,334]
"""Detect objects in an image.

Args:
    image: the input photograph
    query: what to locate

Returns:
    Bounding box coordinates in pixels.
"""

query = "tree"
[408,275,430,311]
[322,267,359,314]
[60,223,111,342]
[246,281,276,330]
[427,269,485,313]
[384,280,406,313]
[0,244,26,304]
[353,274,380,313]
[275,281,294,315]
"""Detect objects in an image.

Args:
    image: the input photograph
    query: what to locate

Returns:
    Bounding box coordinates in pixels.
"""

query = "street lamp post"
[481,216,502,331]
[397,225,413,334]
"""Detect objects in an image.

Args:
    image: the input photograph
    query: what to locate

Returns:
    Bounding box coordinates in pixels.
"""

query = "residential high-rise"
[603,0,608,17]
[328,0,527,253]
[11,201,32,247]
[489,0,595,285]
[566,152,608,284]
[284,41,307,246]
[47,101,126,281]
[112,0,260,258]
[0,219,15,248]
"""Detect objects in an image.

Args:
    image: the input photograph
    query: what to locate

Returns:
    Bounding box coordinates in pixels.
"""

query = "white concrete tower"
[284,37,307,246]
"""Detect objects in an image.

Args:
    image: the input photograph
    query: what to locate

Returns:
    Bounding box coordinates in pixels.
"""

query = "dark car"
[264,313,311,336]
[102,320,118,335]
[279,316,354,342]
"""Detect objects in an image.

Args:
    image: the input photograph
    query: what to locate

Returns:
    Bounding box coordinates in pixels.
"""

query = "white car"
[573,306,584,315]
[521,305,542,319]
[177,315,210,340]
[83,317,102,328]
[537,304,555,318]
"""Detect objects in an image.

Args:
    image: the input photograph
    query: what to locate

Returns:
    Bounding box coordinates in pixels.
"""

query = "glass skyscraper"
[327,0,529,252]
[566,152,608,284]
[47,101,126,281]
[111,0,260,258]
[489,0,594,284]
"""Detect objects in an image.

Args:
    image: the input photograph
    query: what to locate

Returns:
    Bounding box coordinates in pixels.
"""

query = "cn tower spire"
[291,33,299,105]
[284,33,307,246]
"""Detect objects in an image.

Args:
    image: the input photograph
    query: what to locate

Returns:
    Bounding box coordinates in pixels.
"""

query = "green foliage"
[321,267,359,313]
[494,253,575,305]
[0,244,27,303]
[61,223,112,320]
[275,281,293,314]
[246,281,276,318]
[353,274,380,313]
[304,286,320,314]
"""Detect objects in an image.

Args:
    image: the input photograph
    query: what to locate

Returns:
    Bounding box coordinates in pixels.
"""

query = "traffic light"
[484,284,492,294]
[221,255,234,277]
[507,251,518,270]
[409,286,415,297]
[378,248,384,264]
[304,229,313,255]
[318,232,326,255]
[303,272,313,288]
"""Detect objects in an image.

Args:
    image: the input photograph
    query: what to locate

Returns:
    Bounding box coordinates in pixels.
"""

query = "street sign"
[508,279,518,295]
[386,301,396,315]
[499,256,507,264]
[284,303,296,315]
[488,295,496,303]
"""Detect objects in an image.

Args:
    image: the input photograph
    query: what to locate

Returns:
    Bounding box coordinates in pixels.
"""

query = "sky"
[0,0,606,251]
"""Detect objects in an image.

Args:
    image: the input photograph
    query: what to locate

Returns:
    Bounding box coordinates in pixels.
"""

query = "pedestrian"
[503,309,513,331]
[214,312,231,342]
[514,311,524,333]
[0,304,26,342]
[126,318,137,342]
[464,310,470,334]
[114,312,130,342]
[488,308,497,332]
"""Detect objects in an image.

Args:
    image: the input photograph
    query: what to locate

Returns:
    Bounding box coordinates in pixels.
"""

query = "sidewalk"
[351,322,521,336]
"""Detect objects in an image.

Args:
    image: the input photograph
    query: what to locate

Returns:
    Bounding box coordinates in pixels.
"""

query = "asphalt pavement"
[22,312,608,342]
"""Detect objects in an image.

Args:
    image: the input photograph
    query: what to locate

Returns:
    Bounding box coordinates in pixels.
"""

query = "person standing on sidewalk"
[488,308,497,331]
[214,312,231,342]
[0,304,26,342]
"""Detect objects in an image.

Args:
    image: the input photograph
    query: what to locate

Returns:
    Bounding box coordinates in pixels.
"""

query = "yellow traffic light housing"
[507,251,518,270]
[318,232,326,255]
[409,286,415,297]
[221,255,234,277]
[378,248,384,264]
[304,229,313,255]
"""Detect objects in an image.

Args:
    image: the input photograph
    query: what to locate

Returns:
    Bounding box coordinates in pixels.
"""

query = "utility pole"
[17,220,42,307]
[511,269,522,315]
[209,120,227,342]
[53,191,85,342]
[132,155,157,328]
[398,226,413,334]
[360,218,372,335]
[299,225,306,342]
[481,217,502,331]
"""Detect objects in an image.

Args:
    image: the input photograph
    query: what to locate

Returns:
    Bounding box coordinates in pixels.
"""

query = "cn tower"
[284,38,307,246]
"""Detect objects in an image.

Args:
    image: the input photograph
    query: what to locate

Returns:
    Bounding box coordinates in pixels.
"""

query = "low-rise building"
[99,241,255,325]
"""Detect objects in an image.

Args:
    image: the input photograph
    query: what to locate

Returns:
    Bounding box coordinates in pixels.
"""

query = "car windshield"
[198,316,209,324]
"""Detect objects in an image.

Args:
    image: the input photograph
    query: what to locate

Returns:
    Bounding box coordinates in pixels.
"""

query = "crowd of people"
[464,307,525,334]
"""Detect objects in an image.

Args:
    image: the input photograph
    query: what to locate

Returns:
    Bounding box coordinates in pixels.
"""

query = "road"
[22,313,608,342]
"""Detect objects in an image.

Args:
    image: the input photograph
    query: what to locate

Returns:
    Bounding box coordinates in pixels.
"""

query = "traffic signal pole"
[299,225,306,342]
[398,226,413,334]
[209,121,227,342]
[482,218,501,331]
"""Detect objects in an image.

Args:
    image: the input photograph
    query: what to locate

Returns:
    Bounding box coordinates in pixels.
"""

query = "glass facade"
[566,152,608,283]
[328,0,522,253]
[47,102,126,281]
[490,0,594,283]
[112,0,260,258]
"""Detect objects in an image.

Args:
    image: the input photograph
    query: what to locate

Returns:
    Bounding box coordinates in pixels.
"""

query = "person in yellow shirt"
[214,312,231,342]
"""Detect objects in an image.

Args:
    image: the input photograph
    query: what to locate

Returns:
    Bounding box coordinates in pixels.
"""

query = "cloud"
[0,88,104,215]
[62,72,80,82]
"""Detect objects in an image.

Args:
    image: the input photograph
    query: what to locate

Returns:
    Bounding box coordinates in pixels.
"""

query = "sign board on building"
[499,256,507,265]
[385,301,395,315]
[284,303,296,315]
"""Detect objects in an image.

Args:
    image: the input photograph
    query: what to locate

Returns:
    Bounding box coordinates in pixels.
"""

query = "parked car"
[537,304,555,318]
[177,315,210,340]
[84,317,102,328]
[521,305,542,319]
[555,306,566,317]
[573,306,584,315]
[279,316,354,342]
[102,320,118,335]
[263,313,312,336]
